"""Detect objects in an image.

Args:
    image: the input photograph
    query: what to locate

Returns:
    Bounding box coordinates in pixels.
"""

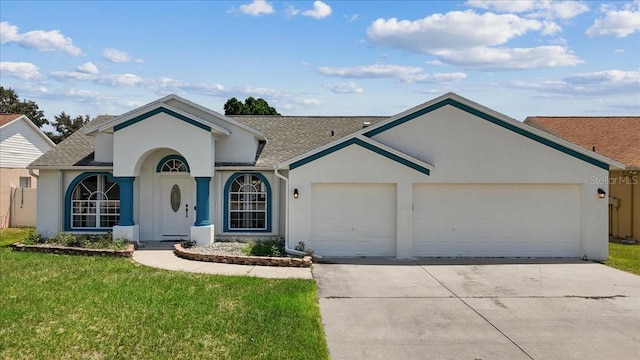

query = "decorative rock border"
[174,244,312,268]
[11,242,135,258]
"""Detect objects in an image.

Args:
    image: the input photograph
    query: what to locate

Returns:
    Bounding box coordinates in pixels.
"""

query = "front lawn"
[0,228,328,360]
[606,241,640,275]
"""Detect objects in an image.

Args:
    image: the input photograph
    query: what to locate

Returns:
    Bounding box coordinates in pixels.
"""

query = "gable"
[289,137,431,175]
[365,96,611,171]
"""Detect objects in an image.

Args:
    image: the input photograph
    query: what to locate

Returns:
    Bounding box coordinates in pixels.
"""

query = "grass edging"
[174,243,312,267]
[11,242,135,258]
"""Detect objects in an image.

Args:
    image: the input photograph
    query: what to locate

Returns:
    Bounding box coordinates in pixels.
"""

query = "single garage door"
[413,184,581,257]
[311,183,396,257]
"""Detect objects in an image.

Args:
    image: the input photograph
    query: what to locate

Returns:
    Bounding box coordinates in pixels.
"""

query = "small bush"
[23,231,48,245]
[182,239,197,248]
[294,241,306,252]
[244,238,286,257]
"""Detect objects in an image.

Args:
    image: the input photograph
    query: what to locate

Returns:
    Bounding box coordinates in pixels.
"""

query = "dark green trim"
[364,98,609,170]
[289,138,430,175]
[156,154,191,173]
[114,107,211,132]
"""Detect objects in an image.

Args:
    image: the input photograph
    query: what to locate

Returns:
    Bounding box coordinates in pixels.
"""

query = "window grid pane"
[70,175,120,229]
[228,175,267,230]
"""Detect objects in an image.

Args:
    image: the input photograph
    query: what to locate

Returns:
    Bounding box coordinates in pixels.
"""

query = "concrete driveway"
[313,259,640,360]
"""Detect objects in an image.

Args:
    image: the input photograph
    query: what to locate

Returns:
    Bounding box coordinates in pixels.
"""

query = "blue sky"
[1,0,639,125]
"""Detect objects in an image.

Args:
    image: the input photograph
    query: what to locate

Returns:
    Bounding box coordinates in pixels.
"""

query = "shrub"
[23,231,48,245]
[244,238,285,257]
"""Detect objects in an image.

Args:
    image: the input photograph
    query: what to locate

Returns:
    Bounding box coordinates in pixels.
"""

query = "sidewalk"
[132,248,313,279]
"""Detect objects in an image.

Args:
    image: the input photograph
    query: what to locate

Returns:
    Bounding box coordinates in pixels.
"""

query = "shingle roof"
[0,114,23,127]
[524,116,640,169]
[229,116,387,166]
[30,115,115,167]
[29,114,387,168]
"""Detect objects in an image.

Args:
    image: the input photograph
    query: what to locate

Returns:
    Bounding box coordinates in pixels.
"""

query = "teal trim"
[115,177,135,226]
[156,154,191,173]
[114,107,211,132]
[64,172,118,232]
[194,177,211,226]
[364,98,609,171]
[289,138,431,175]
[223,172,272,233]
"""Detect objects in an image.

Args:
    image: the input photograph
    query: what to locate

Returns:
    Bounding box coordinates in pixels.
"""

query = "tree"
[223,96,280,115]
[45,112,91,144]
[0,86,48,128]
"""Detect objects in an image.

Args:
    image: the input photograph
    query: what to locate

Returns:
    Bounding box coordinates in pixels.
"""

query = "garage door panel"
[413,184,580,257]
[311,183,396,257]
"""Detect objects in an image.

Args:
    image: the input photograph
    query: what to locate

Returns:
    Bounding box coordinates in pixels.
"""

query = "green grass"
[0,228,328,360]
[606,242,640,275]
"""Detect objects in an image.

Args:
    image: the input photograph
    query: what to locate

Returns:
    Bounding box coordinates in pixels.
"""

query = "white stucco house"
[29,93,623,260]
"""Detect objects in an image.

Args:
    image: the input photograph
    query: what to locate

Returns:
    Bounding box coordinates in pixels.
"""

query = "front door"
[161,175,193,240]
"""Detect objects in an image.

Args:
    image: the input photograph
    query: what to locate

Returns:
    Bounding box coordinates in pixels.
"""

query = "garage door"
[413,184,580,257]
[311,183,396,257]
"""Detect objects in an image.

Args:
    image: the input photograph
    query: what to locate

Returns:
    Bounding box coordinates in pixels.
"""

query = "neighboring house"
[0,114,55,228]
[525,116,640,241]
[29,93,623,260]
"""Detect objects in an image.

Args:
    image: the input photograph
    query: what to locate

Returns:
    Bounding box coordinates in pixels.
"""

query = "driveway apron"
[313,259,640,360]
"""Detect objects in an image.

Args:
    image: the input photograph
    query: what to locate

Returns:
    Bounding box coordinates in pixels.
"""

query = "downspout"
[28,168,39,179]
[274,165,318,258]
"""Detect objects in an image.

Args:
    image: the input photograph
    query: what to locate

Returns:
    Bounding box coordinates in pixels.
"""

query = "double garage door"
[310,183,581,257]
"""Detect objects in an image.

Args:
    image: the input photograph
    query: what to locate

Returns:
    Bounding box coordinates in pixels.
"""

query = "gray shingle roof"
[229,116,387,166]
[29,115,115,167]
[29,114,388,168]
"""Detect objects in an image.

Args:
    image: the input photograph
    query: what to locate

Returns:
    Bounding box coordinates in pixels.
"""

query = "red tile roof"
[524,116,640,169]
[0,114,22,127]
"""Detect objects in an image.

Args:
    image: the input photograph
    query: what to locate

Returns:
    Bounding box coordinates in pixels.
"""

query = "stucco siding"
[36,170,62,236]
[0,168,37,228]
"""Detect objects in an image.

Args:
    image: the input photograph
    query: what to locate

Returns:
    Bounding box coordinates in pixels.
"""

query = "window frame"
[64,172,120,231]
[156,155,190,173]
[223,172,272,233]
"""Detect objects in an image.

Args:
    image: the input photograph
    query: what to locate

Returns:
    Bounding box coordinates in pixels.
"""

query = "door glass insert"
[170,184,181,212]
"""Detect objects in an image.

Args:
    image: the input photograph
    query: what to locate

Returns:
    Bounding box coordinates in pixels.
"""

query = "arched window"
[69,174,120,229]
[157,155,190,173]
[224,173,271,232]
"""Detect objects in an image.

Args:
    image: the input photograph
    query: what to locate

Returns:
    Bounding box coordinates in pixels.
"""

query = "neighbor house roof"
[524,116,640,169]
[0,114,23,127]
[29,114,387,168]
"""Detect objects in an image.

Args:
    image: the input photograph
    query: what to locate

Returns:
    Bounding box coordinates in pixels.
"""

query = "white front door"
[161,175,193,239]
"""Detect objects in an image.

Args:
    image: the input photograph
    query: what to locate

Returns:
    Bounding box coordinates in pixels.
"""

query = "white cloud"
[324,82,364,94]
[508,70,640,96]
[50,70,144,86]
[76,62,99,74]
[0,61,42,80]
[102,48,144,63]
[465,1,589,20]
[239,0,274,16]
[0,21,83,56]
[317,64,424,79]
[435,45,583,70]
[317,64,467,84]
[287,1,332,19]
[367,11,543,53]
[404,72,467,84]
[303,1,332,19]
[586,4,640,38]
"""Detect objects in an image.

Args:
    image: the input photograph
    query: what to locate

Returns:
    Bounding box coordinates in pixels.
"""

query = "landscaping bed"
[176,239,312,267]
[11,231,134,257]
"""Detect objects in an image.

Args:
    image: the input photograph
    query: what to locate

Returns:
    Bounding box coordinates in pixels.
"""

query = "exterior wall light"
[293,188,299,199]
[597,188,606,199]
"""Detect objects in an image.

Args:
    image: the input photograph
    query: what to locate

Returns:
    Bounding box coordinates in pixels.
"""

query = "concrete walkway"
[132,245,312,279]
